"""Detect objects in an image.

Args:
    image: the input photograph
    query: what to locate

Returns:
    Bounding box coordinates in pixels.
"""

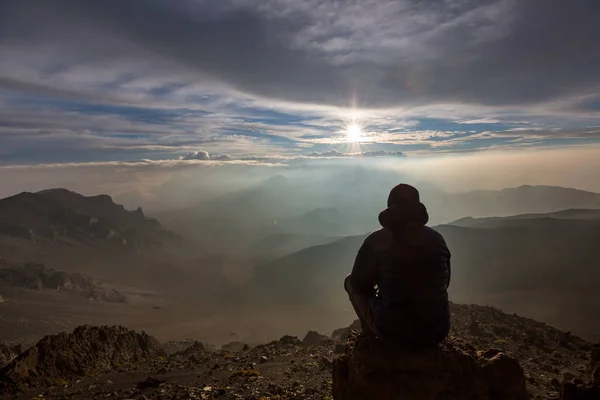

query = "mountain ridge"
[0,188,169,250]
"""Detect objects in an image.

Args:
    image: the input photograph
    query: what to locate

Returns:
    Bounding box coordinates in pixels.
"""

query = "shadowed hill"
[440,185,600,221]
[449,208,600,228]
[243,212,600,341]
[0,189,171,250]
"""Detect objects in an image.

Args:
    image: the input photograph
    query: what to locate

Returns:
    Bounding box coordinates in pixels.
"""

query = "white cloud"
[183,151,211,160]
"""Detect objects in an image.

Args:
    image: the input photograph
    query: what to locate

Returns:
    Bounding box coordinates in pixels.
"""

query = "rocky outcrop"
[0,263,126,303]
[332,319,361,342]
[303,330,330,346]
[0,189,171,249]
[279,335,302,346]
[0,325,164,393]
[560,344,600,399]
[332,333,528,400]
[591,344,599,385]
[0,343,22,369]
[561,382,600,400]
[222,341,247,352]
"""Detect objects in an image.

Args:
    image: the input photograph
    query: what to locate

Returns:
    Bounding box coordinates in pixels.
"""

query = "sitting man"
[344,183,451,349]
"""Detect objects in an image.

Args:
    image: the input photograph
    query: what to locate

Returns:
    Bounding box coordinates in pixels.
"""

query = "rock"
[591,344,599,385]
[551,378,561,388]
[332,333,528,400]
[302,331,329,346]
[557,331,572,348]
[334,344,346,354]
[0,325,164,393]
[279,335,301,346]
[562,344,600,399]
[0,343,21,368]
[222,341,246,352]
[175,341,205,356]
[137,377,165,390]
[0,263,126,303]
[469,319,484,336]
[331,328,347,342]
[332,320,362,342]
[561,382,600,400]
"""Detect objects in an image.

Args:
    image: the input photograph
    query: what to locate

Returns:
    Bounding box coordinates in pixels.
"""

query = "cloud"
[180,151,235,161]
[212,154,233,161]
[307,149,405,158]
[182,151,210,161]
[0,0,599,164]
[2,0,599,108]
[307,149,344,157]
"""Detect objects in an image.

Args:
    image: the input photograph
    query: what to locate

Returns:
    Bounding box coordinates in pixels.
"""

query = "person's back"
[344,184,451,349]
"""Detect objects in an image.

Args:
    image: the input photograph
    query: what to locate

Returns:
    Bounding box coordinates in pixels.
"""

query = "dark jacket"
[350,203,451,348]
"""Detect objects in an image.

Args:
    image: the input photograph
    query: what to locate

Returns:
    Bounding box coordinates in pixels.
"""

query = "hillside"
[450,208,600,228]
[437,185,600,222]
[0,189,170,250]
[242,212,600,341]
[156,182,600,248]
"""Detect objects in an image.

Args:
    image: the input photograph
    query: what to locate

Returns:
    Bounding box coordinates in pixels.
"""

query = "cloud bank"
[0,0,599,164]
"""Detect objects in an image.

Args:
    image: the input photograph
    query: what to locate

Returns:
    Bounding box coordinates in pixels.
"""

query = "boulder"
[560,344,600,399]
[561,382,600,400]
[591,344,599,385]
[332,333,528,400]
[332,320,362,342]
[222,341,246,352]
[0,343,21,369]
[469,319,484,336]
[279,335,301,346]
[302,331,330,346]
[0,325,164,393]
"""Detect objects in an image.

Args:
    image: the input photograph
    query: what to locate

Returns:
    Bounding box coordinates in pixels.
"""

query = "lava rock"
[0,325,164,393]
[222,341,246,352]
[591,344,599,385]
[561,381,600,400]
[332,333,528,400]
[302,331,329,346]
[279,335,301,346]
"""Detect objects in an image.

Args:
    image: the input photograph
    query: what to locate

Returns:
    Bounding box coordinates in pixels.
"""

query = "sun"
[346,123,363,142]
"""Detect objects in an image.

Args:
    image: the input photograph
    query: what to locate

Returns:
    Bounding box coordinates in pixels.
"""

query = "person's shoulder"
[422,226,450,253]
[423,226,446,241]
[364,228,394,250]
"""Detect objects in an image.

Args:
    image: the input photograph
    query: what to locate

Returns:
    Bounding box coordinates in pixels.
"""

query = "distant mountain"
[433,185,600,223]
[0,189,171,250]
[243,211,600,340]
[450,208,600,228]
[158,175,600,242]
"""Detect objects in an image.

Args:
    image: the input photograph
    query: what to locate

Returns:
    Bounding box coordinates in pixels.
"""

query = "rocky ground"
[0,263,126,303]
[0,303,598,400]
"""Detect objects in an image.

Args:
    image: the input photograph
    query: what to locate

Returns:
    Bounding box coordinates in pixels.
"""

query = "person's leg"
[344,274,379,337]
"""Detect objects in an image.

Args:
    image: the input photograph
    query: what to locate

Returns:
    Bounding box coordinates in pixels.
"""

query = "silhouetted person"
[344,183,451,349]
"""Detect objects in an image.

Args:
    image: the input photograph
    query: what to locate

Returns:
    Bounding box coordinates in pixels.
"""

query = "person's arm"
[350,241,378,297]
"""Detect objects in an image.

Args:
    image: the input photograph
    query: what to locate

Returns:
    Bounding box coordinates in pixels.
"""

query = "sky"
[0,0,600,203]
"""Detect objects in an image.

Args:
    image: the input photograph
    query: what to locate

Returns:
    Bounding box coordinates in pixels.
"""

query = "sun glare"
[347,123,363,142]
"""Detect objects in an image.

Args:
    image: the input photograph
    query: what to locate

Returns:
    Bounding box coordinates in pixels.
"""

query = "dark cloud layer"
[0,0,599,164]
[1,0,599,108]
